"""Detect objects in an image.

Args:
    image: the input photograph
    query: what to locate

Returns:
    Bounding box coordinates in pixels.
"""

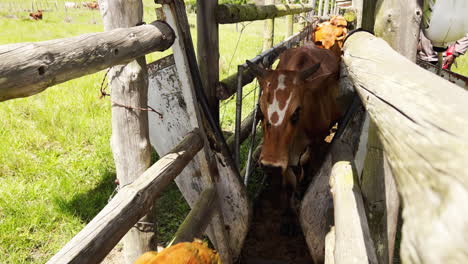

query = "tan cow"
[247,44,341,234]
[313,15,348,58]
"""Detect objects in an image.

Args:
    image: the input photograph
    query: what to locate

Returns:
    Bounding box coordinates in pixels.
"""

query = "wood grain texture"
[47,130,203,264]
[374,0,422,61]
[197,0,219,122]
[0,20,174,102]
[217,4,314,24]
[330,156,377,264]
[300,100,367,263]
[343,31,468,264]
[99,1,156,262]
[360,120,400,264]
[151,2,250,261]
[170,187,217,245]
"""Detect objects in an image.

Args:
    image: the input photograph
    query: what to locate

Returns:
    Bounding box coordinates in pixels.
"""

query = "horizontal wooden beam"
[217,4,314,24]
[343,31,468,263]
[47,129,203,264]
[169,187,217,245]
[0,20,175,102]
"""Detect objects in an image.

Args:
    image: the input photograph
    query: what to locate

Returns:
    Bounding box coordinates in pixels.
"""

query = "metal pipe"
[244,86,262,186]
[235,65,244,169]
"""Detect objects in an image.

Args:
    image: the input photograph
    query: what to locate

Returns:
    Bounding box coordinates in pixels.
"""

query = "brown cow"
[313,15,348,58]
[247,44,341,234]
[29,10,43,20]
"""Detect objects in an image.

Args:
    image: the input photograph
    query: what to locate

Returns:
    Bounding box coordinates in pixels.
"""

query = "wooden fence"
[2,0,467,263]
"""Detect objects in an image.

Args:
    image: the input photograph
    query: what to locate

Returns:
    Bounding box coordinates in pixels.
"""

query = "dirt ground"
[239,138,333,264]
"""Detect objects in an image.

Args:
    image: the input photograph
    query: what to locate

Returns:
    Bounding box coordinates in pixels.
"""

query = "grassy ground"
[0,1,297,263]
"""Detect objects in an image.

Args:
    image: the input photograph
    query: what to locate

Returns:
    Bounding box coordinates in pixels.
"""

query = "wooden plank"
[360,120,400,264]
[152,1,250,262]
[324,227,335,264]
[0,20,174,102]
[217,4,314,24]
[318,0,324,16]
[100,2,160,262]
[361,0,377,31]
[330,153,378,264]
[343,31,468,264]
[300,99,367,264]
[169,187,217,245]
[197,0,220,122]
[47,130,203,264]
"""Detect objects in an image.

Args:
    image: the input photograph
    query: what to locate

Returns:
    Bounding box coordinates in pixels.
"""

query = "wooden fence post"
[364,1,422,262]
[197,0,219,123]
[352,0,363,27]
[263,0,275,51]
[98,0,155,263]
[374,0,422,61]
[317,0,324,16]
[323,0,329,16]
[360,120,400,264]
[286,0,294,37]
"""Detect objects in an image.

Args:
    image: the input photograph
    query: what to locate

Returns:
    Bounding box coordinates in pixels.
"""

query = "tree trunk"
[99,1,155,263]
[197,0,219,123]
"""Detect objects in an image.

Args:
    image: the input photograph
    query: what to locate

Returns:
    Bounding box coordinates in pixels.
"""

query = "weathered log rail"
[47,130,204,264]
[0,20,175,102]
[217,4,314,24]
[342,31,468,263]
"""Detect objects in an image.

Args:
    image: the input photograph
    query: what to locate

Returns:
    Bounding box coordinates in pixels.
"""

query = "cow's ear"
[246,60,268,78]
[298,63,321,81]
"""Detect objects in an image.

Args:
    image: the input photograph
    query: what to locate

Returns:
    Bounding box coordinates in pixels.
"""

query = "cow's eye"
[291,107,301,125]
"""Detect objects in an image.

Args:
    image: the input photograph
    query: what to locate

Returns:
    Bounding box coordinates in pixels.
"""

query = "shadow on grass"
[54,169,116,223]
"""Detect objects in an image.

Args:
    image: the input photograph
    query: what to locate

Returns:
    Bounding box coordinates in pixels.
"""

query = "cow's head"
[246,61,320,172]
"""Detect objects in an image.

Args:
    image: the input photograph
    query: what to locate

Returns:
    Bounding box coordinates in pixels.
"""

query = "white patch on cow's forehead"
[277,74,286,90]
[267,91,292,127]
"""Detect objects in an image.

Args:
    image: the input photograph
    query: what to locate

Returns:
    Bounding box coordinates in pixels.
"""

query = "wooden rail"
[47,130,203,264]
[217,4,314,24]
[0,21,174,102]
[169,187,217,246]
[343,31,468,263]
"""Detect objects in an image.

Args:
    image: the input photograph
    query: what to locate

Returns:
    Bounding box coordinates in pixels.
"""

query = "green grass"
[0,1,295,263]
